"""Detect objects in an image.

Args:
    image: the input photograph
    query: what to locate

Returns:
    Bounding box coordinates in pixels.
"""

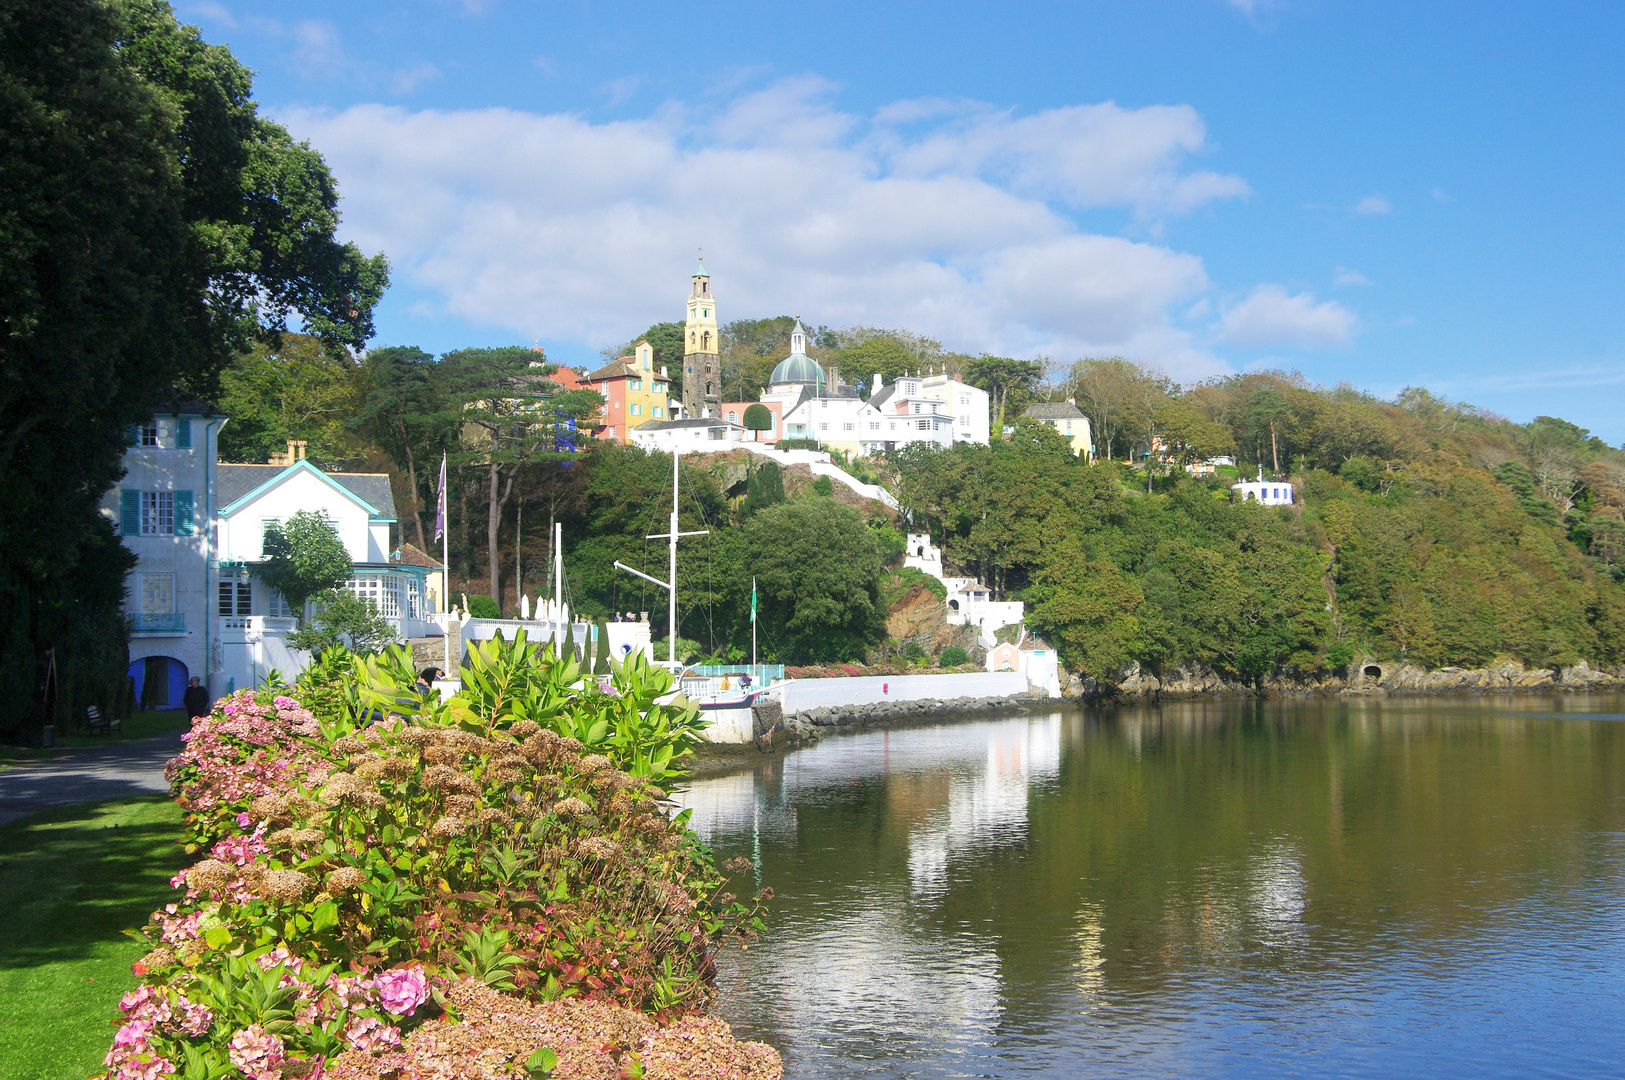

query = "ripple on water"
[682,695,1625,1079]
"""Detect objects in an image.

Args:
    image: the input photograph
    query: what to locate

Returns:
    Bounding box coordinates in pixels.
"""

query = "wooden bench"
[84,705,122,737]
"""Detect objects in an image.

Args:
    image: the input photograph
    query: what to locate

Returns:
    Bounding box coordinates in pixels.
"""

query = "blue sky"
[185,0,1625,442]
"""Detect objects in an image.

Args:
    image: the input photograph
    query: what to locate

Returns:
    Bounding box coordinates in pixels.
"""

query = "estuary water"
[676,695,1625,1079]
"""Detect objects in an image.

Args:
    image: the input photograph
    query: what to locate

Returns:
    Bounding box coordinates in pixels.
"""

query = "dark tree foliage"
[351,346,444,549]
[740,461,786,520]
[741,499,887,663]
[0,0,387,734]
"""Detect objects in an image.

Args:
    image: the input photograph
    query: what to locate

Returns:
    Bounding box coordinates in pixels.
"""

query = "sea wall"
[773,671,1030,713]
[1068,658,1625,701]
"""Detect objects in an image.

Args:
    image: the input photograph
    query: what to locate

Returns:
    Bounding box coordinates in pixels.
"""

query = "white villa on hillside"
[903,531,1024,645]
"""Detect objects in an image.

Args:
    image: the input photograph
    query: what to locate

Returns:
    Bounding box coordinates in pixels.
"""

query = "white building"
[902,533,1024,646]
[629,416,751,452]
[103,400,229,709]
[986,639,1062,698]
[1232,471,1295,506]
[211,454,435,693]
[761,321,991,457]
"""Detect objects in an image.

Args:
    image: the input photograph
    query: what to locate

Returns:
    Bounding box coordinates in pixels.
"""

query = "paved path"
[0,732,185,826]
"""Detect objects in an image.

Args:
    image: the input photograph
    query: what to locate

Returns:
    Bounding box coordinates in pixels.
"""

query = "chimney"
[872,373,883,393]
[660,364,669,378]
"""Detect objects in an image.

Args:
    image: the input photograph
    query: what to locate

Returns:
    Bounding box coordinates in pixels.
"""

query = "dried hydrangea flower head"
[258,869,312,905]
[185,859,232,893]
[326,867,367,892]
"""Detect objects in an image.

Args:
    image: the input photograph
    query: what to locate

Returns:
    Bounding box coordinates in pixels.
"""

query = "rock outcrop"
[1065,658,1625,702]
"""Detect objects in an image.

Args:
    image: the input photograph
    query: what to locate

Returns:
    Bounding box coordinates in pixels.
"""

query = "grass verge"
[0,798,186,1080]
[0,711,190,769]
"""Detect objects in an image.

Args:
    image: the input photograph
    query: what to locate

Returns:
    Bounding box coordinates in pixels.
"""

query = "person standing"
[183,676,209,719]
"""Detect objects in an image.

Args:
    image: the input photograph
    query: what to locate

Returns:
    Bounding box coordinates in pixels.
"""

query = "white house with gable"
[210,450,436,695]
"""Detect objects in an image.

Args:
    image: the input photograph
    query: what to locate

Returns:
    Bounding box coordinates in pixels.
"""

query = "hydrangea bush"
[103,644,772,1080]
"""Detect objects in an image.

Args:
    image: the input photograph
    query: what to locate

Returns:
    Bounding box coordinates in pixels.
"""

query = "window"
[916,419,930,431]
[140,573,175,614]
[912,403,921,414]
[630,403,641,416]
[176,419,192,449]
[870,422,880,431]
[630,379,641,390]
[959,394,969,406]
[702,309,708,318]
[219,581,234,616]
[141,491,175,535]
[260,518,281,555]
[342,576,400,619]
[1065,421,1072,431]
[820,422,830,431]
[653,406,664,418]
[961,416,971,426]
[726,412,737,423]
[843,422,855,431]
[407,578,422,619]
[141,421,160,447]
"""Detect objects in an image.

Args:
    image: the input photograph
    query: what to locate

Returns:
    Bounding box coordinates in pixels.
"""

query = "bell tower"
[682,251,720,418]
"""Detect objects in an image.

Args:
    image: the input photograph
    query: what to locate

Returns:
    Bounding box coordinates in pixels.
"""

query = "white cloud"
[1355,194,1392,215]
[1217,285,1357,348]
[1333,266,1372,287]
[277,81,1261,377]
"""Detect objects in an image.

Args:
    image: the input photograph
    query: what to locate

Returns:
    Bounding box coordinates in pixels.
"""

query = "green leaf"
[526,1047,558,1078]
[311,899,340,933]
[204,925,233,949]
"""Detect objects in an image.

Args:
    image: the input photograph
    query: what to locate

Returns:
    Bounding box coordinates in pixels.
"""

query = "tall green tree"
[962,356,1042,432]
[743,499,887,663]
[217,333,361,464]
[351,345,442,549]
[0,0,387,734]
[258,511,352,622]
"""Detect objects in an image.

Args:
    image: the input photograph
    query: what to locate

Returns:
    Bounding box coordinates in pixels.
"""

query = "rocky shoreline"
[1081,658,1625,700]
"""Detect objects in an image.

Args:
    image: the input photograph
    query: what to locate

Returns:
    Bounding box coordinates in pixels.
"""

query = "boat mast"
[613,452,708,671]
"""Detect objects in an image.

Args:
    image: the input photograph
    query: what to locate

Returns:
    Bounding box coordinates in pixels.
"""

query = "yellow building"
[1022,401,1093,459]
[586,339,672,443]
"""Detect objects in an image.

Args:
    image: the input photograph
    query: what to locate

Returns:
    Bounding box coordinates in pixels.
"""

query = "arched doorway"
[128,656,188,709]
[1363,665,1383,680]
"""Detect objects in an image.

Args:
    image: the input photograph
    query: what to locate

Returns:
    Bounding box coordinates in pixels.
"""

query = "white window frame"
[140,572,175,614]
[141,491,175,535]
[141,421,160,447]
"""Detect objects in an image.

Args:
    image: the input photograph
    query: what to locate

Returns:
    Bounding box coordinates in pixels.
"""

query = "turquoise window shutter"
[175,491,194,535]
[120,490,140,535]
[176,419,192,449]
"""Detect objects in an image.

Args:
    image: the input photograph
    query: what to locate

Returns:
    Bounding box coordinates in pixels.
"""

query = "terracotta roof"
[586,359,639,381]
[393,542,442,568]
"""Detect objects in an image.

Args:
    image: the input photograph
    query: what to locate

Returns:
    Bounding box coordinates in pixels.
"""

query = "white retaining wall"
[771,671,1030,714]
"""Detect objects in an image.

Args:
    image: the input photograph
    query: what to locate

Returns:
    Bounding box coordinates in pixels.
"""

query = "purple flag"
[434,453,447,542]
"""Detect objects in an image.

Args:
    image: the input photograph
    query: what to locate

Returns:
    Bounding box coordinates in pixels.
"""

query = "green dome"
[769,353,825,385]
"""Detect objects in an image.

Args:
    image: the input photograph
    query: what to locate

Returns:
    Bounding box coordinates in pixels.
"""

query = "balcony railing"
[131,612,186,633]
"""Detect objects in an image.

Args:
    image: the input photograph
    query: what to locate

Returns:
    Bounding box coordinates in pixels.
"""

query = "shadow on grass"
[0,798,186,970]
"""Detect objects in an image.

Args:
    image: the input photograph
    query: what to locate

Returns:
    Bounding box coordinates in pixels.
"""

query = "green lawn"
[0,711,192,769]
[0,798,187,1080]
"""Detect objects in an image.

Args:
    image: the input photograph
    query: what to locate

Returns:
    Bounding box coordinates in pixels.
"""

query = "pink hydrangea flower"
[343,1016,403,1053]
[174,996,213,1038]
[227,1024,285,1080]
[374,966,429,1016]
[108,1019,155,1055]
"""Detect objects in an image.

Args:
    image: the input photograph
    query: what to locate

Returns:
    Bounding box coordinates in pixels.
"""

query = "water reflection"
[679,695,1625,1079]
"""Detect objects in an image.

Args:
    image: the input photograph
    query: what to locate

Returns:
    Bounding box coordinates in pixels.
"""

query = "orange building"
[716,400,783,442]
[584,340,673,443]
